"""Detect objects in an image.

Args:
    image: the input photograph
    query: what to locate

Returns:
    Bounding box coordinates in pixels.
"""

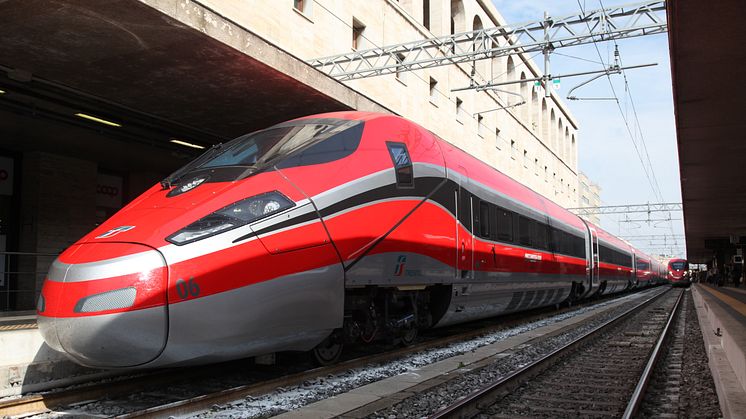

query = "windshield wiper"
[160,143,223,189]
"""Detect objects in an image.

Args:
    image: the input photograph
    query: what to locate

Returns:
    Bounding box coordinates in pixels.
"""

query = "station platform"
[692,284,746,418]
[0,311,113,398]
[0,310,37,332]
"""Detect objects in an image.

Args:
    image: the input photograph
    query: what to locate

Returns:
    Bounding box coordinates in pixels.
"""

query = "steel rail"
[0,369,195,417]
[622,288,684,418]
[1,288,662,418]
[4,295,595,418]
[116,288,665,418]
[0,302,572,418]
[428,287,674,419]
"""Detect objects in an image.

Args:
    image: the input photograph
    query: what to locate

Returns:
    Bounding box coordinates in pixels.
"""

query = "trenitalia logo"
[96,226,135,239]
[394,255,407,276]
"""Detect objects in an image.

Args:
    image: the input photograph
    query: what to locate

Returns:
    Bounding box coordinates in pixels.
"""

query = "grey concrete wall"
[17,152,97,309]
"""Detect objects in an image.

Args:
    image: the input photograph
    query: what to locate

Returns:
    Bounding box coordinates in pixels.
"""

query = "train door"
[456,166,473,280]
[588,226,600,294]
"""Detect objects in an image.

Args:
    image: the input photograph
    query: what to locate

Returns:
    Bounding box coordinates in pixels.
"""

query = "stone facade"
[578,171,602,225]
[197,0,582,208]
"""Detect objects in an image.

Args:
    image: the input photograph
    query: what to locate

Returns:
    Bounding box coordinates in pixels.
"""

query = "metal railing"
[1,251,59,312]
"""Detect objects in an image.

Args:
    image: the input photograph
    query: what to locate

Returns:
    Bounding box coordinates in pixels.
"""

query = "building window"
[395,53,406,83]
[423,0,430,30]
[523,150,528,168]
[295,0,313,16]
[352,18,366,50]
[429,77,438,104]
[477,114,485,137]
[534,158,539,176]
[456,97,463,120]
[510,140,516,160]
[495,127,502,150]
[544,165,548,182]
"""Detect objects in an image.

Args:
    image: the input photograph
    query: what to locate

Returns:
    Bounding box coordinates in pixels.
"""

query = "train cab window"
[518,216,531,247]
[386,142,414,188]
[276,122,364,168]
[496,207,513,242]
[163,119,365,186]
[478,201,491,238]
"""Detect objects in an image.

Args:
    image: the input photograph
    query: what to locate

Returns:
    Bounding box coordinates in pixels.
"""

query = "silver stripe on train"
[48,251,165,283]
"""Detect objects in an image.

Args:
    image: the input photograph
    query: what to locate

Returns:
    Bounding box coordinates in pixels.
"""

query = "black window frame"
[385,141,414,189]
[478,200,490,238]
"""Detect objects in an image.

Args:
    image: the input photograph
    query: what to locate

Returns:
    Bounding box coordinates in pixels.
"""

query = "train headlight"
[167,191,294,245]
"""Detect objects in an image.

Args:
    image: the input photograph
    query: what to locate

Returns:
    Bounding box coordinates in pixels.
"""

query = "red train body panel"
[37,112,660,368]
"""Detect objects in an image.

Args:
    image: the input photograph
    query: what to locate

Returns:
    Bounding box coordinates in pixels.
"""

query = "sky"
[491,0,684,258]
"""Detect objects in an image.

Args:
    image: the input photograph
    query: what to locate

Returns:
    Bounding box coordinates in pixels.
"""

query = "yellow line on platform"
[0,324,36,331]
[701,285,746,317]
[724,286,746,296]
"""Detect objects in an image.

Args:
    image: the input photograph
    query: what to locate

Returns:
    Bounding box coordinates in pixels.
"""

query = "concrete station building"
[0,0,585,312]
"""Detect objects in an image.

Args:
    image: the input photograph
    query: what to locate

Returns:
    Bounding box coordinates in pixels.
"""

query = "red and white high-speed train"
[38,112,660,368]
[667,258,690,286]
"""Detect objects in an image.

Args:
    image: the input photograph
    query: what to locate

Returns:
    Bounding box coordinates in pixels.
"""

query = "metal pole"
[4,254,8,311]
[543,11,551,98]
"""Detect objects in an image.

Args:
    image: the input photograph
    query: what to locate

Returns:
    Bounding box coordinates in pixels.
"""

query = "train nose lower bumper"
[37,243,168,368]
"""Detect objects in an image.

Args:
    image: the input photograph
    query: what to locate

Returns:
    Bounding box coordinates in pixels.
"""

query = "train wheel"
[312,334,343,366]
[399,327,418,347]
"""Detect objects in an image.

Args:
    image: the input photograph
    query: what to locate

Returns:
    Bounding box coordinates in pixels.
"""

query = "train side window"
[599,245,608,263]
[479,201,490,238]
[560,231,575,256]
[554,229,567,254]
[489,204,498,241]
[458,190,472,230]
[472,197,482,235]
[573,235,586,258]
[534,222,548,250]
[386,142,414,188]
[496,207,513,242]
[518,216,531,247]
[548,227,559,252]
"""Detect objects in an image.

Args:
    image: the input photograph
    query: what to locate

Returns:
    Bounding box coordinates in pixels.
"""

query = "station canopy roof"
[0,0,384,173]
[667,0,746,262]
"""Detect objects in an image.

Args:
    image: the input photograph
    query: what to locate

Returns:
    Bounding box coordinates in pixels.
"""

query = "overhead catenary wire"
[577,0,663,204]
[573,0,680,256]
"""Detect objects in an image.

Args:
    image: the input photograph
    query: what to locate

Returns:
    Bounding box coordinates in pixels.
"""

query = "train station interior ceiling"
[668,0,746,262]
[0,0,354,174]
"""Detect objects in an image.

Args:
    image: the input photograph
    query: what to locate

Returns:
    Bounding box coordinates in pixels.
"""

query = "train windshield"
[163,119,362,186]
[670,261,686,270]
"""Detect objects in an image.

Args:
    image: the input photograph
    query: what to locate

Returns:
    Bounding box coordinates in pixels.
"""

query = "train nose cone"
[37,243,168,368]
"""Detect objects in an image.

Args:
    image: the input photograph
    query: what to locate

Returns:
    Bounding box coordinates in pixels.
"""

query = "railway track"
[1,287,665,418]
[428,287,683,418]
